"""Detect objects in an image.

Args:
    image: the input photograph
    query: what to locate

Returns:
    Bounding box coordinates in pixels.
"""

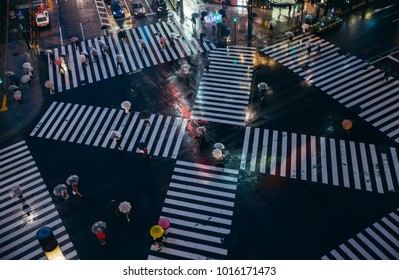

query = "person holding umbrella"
[66,175,82,197]
[92,221,107,246]
[118,201,132,222]
[116,53,124,71]
[110,130,123,150]
[150,225,164,251]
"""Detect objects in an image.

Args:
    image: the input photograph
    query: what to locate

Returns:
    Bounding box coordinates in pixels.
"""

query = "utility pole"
[234,16,237,43]
[247,0,253,40]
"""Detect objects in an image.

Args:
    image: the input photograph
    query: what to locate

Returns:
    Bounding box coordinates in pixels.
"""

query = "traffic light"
[0,77,2,84]
[234,16,237,22]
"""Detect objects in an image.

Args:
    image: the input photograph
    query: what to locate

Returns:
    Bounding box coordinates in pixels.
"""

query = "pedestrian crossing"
[0,141,78,260]
[322,207,399,259]
[48,23,217,93]
[147,160,239,259]
[261,34,399,143]
[190,46,256,126]
[30,102,188,158]
[240,127,399,194]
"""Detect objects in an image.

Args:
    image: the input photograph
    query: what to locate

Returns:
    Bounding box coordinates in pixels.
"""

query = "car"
[111,1,125,19]
[153,0,168,16]
[35,11,50,28]
[131,2,146,17]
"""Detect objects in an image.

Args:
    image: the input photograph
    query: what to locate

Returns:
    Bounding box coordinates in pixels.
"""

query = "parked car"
[154,0,168,16]
[111,1,125,19]
[131,2,146,17]
[35,11,50,28]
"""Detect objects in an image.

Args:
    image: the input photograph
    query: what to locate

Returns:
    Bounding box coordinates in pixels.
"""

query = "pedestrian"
[196,126,206,144]
[13,90,22,104]
[116,53,124,71]
[288,4,292,16]
[307,44,312,58]
[204,59,210,73]
[141,41,145,51]
[141,147,151,158]
[384,71,389,83]
[170,37,175,48]
[154,237,163,251]
[110,130,123,150]
[101,44,109,55]
[71,181,82,197]
[316,44,321,56]
[61,189,70,201]
[92,49,99,63]
[144,118,151,127]
[288,35,293,48]
[49,50,55,65]
[269,23,274,36]
[96,229,106,246]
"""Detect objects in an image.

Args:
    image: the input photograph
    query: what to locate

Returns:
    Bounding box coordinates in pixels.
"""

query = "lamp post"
[247,0,253,40]
[233,16,237,43]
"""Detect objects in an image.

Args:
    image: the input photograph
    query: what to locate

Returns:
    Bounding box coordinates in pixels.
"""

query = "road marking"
[59,26,63,46]
[80,22,85,40]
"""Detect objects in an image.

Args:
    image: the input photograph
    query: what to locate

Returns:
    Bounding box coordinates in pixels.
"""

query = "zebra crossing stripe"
[241,128,399,193]
[67,44,78,88]
[30,102,187,159]
[148,161,238,260]
[0,141,78,260]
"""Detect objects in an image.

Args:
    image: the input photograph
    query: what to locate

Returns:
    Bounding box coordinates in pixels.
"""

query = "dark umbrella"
[101,25,109,30]
[191,12,199,19]
[219,9,226,16]
[201,11,207,17]
[118,30,126,39]
[138,141,147,150]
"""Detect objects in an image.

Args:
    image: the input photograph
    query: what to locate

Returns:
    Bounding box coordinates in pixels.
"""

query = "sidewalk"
[0,32,43,147]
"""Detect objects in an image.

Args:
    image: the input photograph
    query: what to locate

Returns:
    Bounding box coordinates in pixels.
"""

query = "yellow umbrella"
[150,225,164,239]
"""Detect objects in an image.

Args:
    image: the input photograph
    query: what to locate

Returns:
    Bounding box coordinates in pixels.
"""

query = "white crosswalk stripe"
[48,23,216,93]
[0,141,78,260]
[29,102,187,159]
[191,46,256,126]
[240,127,399,194]
[322,208,399,259]
[147,161,239,260]
[263,34,399,143]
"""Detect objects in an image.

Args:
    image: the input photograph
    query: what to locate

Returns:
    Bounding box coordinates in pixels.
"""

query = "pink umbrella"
[160,37,167,43]
[54,59,62,65]
[70,37,78,42]
[158,217,170,229]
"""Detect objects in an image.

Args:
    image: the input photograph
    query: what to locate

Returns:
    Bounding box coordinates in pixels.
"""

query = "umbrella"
[78,54,86,63]
[22,62,31,68]
[219,9,226,16]
[191,12,199,19]
[170,33,177,39]
[98,40,106,45]
[44,49,53,55]
[70,37,78,42]
[201,11,207,18]
[81,51,88,55]
[91,221,106,234]
[13,91,22,101]
[302,23,310,30]
[342,119,353,131]
[150,225,164,239]
[196,126,206,136]
[181,64,190,70]
[110,130,122,140]
[258,82,268,90]
[285,31,294,37]
[101,25,109,30]
[21,75,30,83]
[382,66,391,73]
[121,101,131,111]
[5,71,15,76]
[305,14,313,20]
[44,80,54,89]
[269,21,276,27]
[160,37,167,43]
[53,184,67,197]
[66,175,79,185]
[214,143,225,150]
[222,5,228,9]
[54,59,62,66]
[158,217,170,229]
[138,39,144,44]
[118,30,126,39]
[89,46,96,51]
[8,85,19,91]
[138,141,147,150]
[119,201,131,213]
[212,149,223,160]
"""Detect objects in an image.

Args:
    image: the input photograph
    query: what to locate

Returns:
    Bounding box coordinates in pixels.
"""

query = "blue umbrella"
[305,14,313,20]
[66,175,79,185]
[191,12,199,19]
[201,11,207,17]
[219,9,226,16]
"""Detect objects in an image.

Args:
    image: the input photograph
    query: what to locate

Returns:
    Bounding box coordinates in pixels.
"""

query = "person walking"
[144,118,151,127]
[66,175,82,197]
[101,44,109,55]
[307,44,312,58]
[316,44,321,56]
[154,236,164,251]
[96,229,107,246]
[110,130,123,150]
[116,53,124,71]
[49,50,55,64]
[204,59,210,73]
[141,41,146,51]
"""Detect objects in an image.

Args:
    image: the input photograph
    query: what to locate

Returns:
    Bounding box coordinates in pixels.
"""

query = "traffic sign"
[16,10,23,17]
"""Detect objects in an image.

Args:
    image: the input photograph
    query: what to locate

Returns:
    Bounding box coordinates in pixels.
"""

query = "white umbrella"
[110,130,121,140]
[138,39,144,44]
[8,85,19,91]
[78,55,86,63]
[196,126,206,136]
[214,143,225,150]
[119,201,132,222]
[212,149,223,160]
[98,40,106,45]
[66,175,79,185]
[116,54,124,63]
[170,32,177,39]
[302,23,310,30]
[181,64,190,70]
[269,21,277,27]
[53,184,68,197]
[44,80,54,89]
[22,62,31,68]
[5,71,15,76]
[121,101,131,113]
[21,75,30,83]
[258,82,268,90]
[13,91,22,101]
[91,221,106,234]
[80,51,88,55]
[285,31,294,37]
